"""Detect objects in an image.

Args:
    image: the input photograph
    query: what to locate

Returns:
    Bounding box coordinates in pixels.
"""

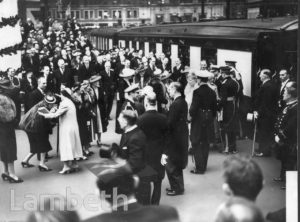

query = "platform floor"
[0,101,286,222]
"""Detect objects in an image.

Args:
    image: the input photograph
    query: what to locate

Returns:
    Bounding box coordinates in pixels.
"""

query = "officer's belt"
[227,97,235,101]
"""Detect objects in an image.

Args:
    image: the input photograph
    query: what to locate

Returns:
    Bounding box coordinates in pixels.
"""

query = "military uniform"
[218,74,239,153]
[274,100,297,180]
[190,83,217,173]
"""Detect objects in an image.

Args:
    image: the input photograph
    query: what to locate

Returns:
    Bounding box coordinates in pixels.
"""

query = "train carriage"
[89,17,297,98]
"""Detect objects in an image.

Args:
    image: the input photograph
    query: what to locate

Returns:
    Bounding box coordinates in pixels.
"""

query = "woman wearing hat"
[0,79,23,183]
[39,87,83,174]
[89,75,108,145]
[20,95,57,171]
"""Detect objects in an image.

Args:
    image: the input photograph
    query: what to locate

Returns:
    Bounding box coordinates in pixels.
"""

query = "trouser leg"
[166,162,184,192]
[136,179,151,205]
[151,178,162,205]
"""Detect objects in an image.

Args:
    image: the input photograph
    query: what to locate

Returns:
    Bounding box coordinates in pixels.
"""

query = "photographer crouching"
[99,109,156,205]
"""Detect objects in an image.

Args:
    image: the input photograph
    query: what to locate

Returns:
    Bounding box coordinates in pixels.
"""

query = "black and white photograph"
[0,0,298,221]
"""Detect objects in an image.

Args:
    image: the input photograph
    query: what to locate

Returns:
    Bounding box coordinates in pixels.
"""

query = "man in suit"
[218,66,239,154]
[116,110,151,204]
[190,70,217,174]
[144,57,156,80]
[78,55,96,82]
[171,58,186,87]
[160,57,171,73]
[273,81,297,186]
[101,61,117,119]
[50,59,74,93]
[253,69,279,157]
[26,76,46,111]
[84,164,179,222]
[162,82,189,196]
[138,92,168,204]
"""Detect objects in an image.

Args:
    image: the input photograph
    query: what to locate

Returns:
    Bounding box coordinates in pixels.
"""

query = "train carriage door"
[171,44,178,69]
[190,46,201,70]
[129,40,132,50]
[217,49,252,97]
[144,42,149,57]
[109,38,113,49]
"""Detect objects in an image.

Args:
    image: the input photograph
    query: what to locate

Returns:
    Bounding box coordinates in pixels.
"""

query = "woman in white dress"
[39,87,83,174]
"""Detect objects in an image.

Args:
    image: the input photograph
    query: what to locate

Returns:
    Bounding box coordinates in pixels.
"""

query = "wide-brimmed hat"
[0,79,14,90]
[153,68,162,75]
[89,75,101,83]
[120,68,135,78]
[160,70,172,81]
[124,83,139,93]
[195,70,214,78]
[44,94,56,104]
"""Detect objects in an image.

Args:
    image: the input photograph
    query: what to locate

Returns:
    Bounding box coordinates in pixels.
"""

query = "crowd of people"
[0,16,297,222]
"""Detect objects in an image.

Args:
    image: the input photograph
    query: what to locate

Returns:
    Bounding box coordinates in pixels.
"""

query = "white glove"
[253,111,258,120]
[161,154,168,166]
[275,135,280,143]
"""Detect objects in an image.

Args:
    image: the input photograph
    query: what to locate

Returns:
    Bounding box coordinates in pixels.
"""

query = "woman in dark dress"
[20,95,56,171]
[71,82,93,157]
[0,79,23,183]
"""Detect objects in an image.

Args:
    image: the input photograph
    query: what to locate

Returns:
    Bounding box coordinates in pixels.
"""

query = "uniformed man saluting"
[218,66,239,154]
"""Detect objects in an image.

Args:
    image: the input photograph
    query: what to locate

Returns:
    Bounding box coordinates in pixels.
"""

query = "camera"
[99,143,119,159]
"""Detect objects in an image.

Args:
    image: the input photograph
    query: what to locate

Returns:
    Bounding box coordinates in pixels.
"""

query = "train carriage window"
[163,43,171,60]
[150,42,156,53]
[178,44,190,67]
[201,47,217,68]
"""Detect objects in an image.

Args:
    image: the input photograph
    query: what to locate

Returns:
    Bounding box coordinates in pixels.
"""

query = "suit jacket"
[190,84,217,144]
[138,110,168,178]
[118,127,146,174]
[84,203,179,222]
[172,64,186,87]
[166,96,189,169]
[78,63,96,82]
[254,79,279,131]
[51,67,74,93]
[100,69,117,95]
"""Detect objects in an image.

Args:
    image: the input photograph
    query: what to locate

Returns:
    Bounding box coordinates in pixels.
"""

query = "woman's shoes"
[8,175,23,183]
[2,173,23,183]
[21,162,35,168]
[1,173,9,181]
[97,140,102,146]
[38,165,52,172]
[59,168,73,175]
